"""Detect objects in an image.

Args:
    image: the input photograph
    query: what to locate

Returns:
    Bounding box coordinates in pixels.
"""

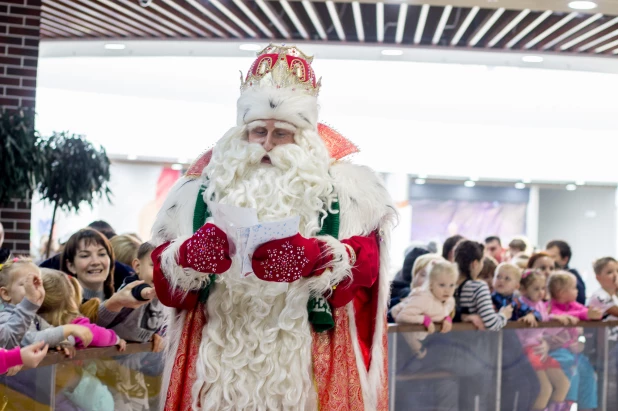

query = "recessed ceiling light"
[239,44,261,51]
[575,180,586,186]
[566,184,577,191]
[522,55,543,63]
[515,182,526,189]
[464,180,476,188]
[127,154,137,160]
[381,49,404,56]
[171,163,183,171]
[104,43,126,50]
[415,178,426,185]
[568,1,597,10]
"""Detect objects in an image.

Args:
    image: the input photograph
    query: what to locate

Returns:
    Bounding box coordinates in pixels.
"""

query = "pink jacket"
[71,317,119,348]
[548,300,589,320]
[391,288,455,325]
[516,297,574,348]
[0,347,22,375]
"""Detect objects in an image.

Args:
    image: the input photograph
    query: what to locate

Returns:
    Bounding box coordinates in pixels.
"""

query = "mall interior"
[2,0,618,410]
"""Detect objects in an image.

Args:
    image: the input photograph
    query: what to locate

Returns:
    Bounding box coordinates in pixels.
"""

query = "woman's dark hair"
[527,252,553,269]
[60,228,115,300]
[442,235,464,260]
[454,240,484,280]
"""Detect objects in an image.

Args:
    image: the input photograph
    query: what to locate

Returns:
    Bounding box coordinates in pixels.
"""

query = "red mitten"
[178,223,232,274]
[252,234,329,282]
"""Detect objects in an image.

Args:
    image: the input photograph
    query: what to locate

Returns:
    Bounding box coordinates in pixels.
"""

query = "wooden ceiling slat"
[541,13,603,50]
[200,0,250,38]
[523,12,578,49]
[301,0,327,40]
[451,6,479,46]
[148,2,210,37]
[98,0,175,36]
[232,0,274,38]
[280,1,309,40]
[161,0,225,38]
[41,18,86,37]
[40,29,58,37]
[594,35,618,53]
[256,0,291,39]
[44,0,131,37]
[394,4,408,44]
[55,0,145,37]
[432,4,452,45]
[579,27,618,51]
[42,6,113,37]
[414,4,429,44]
[77,0,160,36]
[486,9,530,47]
[118,0,194,37]
[561,16,618,50]
[505,10,551,48]
[42,12,102,36]
[376,2,384,42]
[468,7,504,46]
[352,1,364,42]
[325,1,346,41]
[40,24,71,37]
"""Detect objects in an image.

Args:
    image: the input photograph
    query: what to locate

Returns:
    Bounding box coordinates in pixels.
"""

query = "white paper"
[206,202,300,277]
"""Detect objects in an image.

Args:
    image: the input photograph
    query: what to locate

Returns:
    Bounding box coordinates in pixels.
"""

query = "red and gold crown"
[240,44,321,97]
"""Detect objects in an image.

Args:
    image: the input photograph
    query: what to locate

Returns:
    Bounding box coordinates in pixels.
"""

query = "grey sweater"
[0,299,69,348]
[110,299,166,342]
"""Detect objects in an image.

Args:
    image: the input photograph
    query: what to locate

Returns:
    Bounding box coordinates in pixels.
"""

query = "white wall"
[537,186,618,296]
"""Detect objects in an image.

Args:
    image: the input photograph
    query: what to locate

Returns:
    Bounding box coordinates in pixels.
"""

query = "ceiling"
[39,0,618,57]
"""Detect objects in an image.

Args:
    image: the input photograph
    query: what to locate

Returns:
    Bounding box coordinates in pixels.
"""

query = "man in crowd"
[546,239,586,305]
[485,236,504,263]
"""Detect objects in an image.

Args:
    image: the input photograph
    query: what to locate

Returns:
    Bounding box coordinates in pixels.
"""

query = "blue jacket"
[491,292,542,321]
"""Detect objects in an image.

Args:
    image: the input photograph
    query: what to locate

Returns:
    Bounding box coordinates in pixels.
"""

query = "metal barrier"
[2,321,617,410]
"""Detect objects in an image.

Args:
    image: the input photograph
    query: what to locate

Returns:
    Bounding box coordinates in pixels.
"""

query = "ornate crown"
[240,44,321,97]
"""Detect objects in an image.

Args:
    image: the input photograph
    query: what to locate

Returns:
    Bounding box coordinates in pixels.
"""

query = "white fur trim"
[331,161,397,411]
[160,236,212,293]
[237,87,318,130]
[304,235,352,298]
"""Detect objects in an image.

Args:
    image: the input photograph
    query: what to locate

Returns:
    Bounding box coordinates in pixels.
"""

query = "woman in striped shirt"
[453,241,512,331]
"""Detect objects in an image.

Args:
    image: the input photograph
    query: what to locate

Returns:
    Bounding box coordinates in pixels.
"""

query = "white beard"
[192,127,334,410]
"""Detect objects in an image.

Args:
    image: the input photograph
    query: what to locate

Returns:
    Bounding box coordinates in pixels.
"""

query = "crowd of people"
[0,220,165,410]
[390,235,618,411]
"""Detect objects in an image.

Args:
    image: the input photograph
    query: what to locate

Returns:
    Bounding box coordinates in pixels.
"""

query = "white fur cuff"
[160,236,212,293]
[305,235,352,298]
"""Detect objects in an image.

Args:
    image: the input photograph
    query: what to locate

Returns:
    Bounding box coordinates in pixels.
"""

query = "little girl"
[391,260,457,357]
[518,270,573,411]
[547,271,602,411]
[37,269,126,351]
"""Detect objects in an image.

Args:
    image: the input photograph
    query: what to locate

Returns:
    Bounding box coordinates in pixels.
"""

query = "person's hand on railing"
[152,334,165,353]
[423,316,436,334]
[462,314,486,330]
[587,307,603,320]
[117,339,127,352]
[55,344,76,359]
[441,319,452,333]
[5,365,22,376]
[533,339,549,361]
[552,315,578,325]
[20,341,49,369]
[518,313,538,327]
[499,304,513,320]
[65,325,93,348]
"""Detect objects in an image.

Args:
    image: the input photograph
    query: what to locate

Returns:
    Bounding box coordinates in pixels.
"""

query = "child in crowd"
[38,269,126,351]
[491,263,540,326]
[0,340,48,376]
[477,256,498,293]
[409,253,443,290]
[391,260,457,357]
[108,242,165,350]
[588,257,618,328]
[548,271,602,411]
[0,258,92,350]
[518,270,573,411]
[454,240,512,330]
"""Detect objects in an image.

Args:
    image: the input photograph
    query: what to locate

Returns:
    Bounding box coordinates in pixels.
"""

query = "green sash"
[193,186,337,331]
